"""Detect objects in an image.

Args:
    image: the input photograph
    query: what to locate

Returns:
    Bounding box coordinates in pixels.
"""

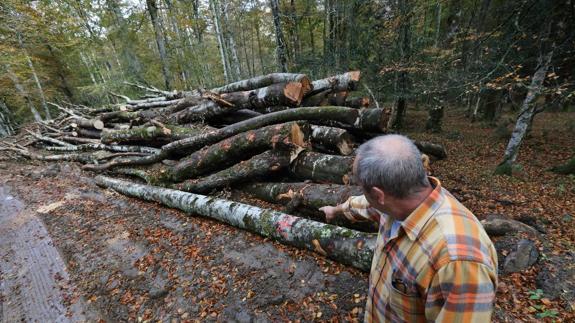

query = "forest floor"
[0,109,574,322]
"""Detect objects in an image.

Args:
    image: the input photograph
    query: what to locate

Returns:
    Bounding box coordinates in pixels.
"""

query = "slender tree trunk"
[210,0,231,83]
[5,64,42,122]
[270,0,289,72]
[255,20,266,74]
[146,0,172,90]
[221,2,242,80]
[18,33,51,120]
[495,49,554,175]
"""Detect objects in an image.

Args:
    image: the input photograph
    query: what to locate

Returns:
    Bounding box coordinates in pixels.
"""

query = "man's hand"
[319,205,339,223]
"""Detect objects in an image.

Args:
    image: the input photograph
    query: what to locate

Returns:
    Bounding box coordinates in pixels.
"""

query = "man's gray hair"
[355,134,429,198]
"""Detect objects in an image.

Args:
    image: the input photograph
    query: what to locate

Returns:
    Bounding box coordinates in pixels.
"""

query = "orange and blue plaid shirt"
[340,177,498,322]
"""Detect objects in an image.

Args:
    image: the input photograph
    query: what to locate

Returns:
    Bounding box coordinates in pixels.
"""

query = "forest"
[0,0,574,322]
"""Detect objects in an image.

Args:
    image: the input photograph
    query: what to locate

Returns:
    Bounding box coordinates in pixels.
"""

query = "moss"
[259,210,276,237]
[494,161,513,176]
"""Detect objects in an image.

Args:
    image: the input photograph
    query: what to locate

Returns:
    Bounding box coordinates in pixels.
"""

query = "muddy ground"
[0,161,367,322]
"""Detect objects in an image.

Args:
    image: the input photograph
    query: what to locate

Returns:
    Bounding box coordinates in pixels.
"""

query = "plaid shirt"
[340,177,498,322]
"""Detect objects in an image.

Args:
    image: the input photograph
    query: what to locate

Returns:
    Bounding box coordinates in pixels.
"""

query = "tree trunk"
[172,150,292,193]
[101,124,214,146]
[311,126,354,155]
[270,0,288,72]
[425,105,444,133]
[146,0,172,90]
[18,33,51,120]
[413,140,448,160]
[5,64,42,122]
[495,49,553,175]
[210,0,231,83]
[169,122,308,182]
[171,82,305,123]
[95,176,376,271]
[211,73,311,95]
[0,100,16,137]
[308,71,361,96]
[290,151,354,184]
[344,97,370,109]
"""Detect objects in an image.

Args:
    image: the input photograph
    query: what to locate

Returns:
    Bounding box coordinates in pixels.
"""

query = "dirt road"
[0,161,367,322]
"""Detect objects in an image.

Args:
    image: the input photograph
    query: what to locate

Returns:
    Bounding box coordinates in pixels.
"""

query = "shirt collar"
[400,177,445,241]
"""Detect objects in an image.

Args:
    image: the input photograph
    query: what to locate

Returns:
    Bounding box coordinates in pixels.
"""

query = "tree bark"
[146,0,172,90]
[95,176,376,271]
[270,0,289,72]
[4,64,42,122]
[495,49,553,175]
[18,33,51,120]
[311,126,354,155]
[211,73,311,95]
[290,151,354,184]
[308,71,361,96]
[101,124,214,146]
[171,82,305,123]
[344,97,370,109]
[168,121,308,182]
[173,150,292,193]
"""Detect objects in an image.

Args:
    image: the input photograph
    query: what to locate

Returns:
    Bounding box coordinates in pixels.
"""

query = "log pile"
[0,71,447,271]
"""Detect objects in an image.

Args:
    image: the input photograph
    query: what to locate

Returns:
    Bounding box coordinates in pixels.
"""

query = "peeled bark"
[290,151,354,184]
[311,126,354,155]
[95,175,376,271]
[173,150,292,193]
[211,73,312,95]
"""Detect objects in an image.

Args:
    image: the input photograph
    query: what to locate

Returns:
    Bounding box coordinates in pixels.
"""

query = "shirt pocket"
[387,281,425,322]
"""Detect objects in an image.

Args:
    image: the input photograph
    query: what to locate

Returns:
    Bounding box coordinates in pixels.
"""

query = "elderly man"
[320,135,497,322]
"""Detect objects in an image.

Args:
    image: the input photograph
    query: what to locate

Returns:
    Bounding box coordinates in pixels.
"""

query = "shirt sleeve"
[339,195,380,223]
[425,261,497,322]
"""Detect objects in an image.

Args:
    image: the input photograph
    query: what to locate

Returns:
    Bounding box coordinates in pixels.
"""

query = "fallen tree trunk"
[290,151,354,184]
[344,97,370,109]
[171,82,304,124]
[211,73,312,95]
[83,106,381,171]
[172,150,292,193]
[241,181,375,232]
[95,175,376,271]
[101,124,214,146]
[75,128,101,139]
[71,117,104,130]
[169,121,308,182]
[311,126,354,155]
[413,140,447,160]
[45,143,160,154]
[242,182,362,211]
[307,71,361,96]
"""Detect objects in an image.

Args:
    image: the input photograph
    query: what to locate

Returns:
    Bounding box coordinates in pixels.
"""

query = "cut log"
[95,175,376,271]
[241,182,375,232]
[75,128,101,139]
[101,124,214,146]
[211,73,312,95]
[83,106,384,171]
[171,82,304,124]
[413,140,447,160]
[243,182,362,211]
[127,98,181,111]
[207,109,262,126]
[59,136,100,144]
[169,121,309,182]
[311,126,355,155]
[307,71,361,96]
[45,143,160,154]
[315,107,389,133]
[290,151,354,184]
[344,97,370,109]
[71,117,104,130]
[172,150,292,194]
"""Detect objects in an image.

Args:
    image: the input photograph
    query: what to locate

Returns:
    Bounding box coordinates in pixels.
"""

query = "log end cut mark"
[284,82,304,106]
[290,122,307,147]
[300,76,313,96]
[93,119,105,130]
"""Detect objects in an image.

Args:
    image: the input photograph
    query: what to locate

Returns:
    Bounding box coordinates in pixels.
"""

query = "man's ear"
[369,186,386,205]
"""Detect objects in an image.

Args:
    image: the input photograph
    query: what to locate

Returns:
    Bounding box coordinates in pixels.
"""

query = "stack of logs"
[0,71,447,271]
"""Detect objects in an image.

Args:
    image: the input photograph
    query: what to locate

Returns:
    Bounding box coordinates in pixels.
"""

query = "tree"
[146,0,172,90]
[270,0,288,72]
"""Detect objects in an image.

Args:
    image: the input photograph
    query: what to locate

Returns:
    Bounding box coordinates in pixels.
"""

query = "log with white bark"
[307,71,361,96]
[95,175,376,271]
[311,125,355,155]
[211,73,312,95]
[290,151,354,184]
